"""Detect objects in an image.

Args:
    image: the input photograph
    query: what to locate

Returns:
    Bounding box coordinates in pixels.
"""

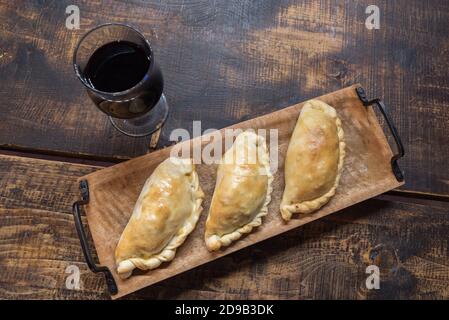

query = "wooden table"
[0,0,448,299]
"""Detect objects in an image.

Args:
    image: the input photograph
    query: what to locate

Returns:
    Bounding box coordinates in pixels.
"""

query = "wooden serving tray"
[73,85,404,299]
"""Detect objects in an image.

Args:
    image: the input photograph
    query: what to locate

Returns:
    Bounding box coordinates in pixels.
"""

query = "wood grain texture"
[0,154,107,299]
[0,1,448,194]
[79,86,403,298]
[0,207,109,299]
[128,199,449,300]
[0,154,447,299]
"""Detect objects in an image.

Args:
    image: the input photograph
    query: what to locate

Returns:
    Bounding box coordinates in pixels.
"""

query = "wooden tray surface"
[78,84,404,298]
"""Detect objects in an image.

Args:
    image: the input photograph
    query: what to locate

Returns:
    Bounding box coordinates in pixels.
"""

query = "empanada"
[205,131,273,251]
[280,99,345,220]
[115,157,204,279]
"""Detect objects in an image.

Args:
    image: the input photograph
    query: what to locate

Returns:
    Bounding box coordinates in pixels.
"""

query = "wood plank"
[0,155,448,299]
[130,199,449,300]
[0,1,448,194]
[0,154,99,213]
[0,207,109,299]
[1,197,448,299]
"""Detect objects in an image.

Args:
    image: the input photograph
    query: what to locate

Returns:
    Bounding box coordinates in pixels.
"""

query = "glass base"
[109,94,169,137]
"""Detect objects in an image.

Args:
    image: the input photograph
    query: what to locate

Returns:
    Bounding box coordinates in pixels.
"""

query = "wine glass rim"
[73,23,154,97]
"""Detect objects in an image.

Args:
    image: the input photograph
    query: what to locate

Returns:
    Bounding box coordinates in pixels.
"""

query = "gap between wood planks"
[1,147,448,205]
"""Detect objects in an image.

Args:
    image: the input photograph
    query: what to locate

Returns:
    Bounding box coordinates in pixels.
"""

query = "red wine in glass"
[74,24,168,137]
[85,41,150,93]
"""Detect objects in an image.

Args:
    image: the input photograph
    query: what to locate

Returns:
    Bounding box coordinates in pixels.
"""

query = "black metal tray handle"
[356,86,405,182]
[72,180,118,295]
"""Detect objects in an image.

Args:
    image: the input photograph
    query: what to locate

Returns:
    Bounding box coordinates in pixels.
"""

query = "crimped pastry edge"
[117,157,204,279]
[205,131,273,251]
[280,99,346,221]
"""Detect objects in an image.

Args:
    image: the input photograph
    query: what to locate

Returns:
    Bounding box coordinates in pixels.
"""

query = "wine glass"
[73,23,168,137]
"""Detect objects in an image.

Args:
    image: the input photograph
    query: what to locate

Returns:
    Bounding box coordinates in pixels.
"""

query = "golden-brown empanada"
[280,100,345,220]
[115,157,204,279]
[205,131,273,251]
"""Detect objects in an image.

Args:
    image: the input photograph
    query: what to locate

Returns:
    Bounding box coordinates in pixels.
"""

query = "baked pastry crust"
[205,131,273,251]
[280,99,345,220]
[115,157,204,279]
